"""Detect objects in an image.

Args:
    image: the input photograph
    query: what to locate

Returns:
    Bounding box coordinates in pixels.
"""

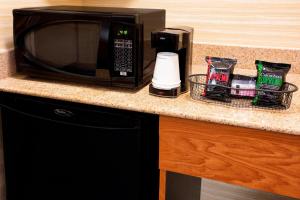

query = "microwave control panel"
[112,24,134,76]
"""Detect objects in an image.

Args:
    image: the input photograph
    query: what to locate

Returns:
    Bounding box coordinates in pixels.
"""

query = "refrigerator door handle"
[0,104,140,131]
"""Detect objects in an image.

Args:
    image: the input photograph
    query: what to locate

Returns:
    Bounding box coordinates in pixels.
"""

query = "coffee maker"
[149,26,193,97]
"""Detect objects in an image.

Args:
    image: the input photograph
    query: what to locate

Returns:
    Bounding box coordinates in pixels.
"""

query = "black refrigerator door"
[0,94,156,200]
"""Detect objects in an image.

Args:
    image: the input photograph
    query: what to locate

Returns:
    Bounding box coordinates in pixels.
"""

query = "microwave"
[13,6,165,89]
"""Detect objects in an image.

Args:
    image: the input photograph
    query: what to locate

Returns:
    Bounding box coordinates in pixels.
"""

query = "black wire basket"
[189,74,298,109]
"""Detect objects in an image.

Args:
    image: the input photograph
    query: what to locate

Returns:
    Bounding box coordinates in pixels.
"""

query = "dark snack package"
[204,56,237,102]
[252,60,291,107]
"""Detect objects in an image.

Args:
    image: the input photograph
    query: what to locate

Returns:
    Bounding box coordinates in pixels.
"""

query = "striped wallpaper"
[83,0,300,49]
[0,0,82,53]
[1,0,300,52]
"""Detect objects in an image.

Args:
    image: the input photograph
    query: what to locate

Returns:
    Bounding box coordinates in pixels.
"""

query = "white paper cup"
[152,52,181,90]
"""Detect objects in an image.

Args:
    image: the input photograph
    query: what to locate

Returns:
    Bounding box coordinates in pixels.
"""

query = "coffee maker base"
[149,84,181,98]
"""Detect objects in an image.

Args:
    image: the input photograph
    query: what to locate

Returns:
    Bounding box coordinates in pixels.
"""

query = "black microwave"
[13,6,165,89]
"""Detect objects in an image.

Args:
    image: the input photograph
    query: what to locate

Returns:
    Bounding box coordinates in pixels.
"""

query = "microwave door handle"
[97,21,110,71]
[23,52,95,79]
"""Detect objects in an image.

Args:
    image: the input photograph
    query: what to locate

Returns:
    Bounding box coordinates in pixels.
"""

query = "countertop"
[0,68,299,136]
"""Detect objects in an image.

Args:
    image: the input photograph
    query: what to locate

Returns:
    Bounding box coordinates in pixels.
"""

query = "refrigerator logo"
[54,109,74,118]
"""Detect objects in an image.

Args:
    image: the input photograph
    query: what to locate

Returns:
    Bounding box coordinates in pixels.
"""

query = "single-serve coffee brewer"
[149,26,193,97]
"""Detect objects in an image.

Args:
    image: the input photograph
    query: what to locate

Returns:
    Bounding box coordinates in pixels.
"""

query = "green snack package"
[253,60,291,107]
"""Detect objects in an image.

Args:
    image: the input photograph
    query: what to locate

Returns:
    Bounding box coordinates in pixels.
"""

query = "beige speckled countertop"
[0,68,299,136]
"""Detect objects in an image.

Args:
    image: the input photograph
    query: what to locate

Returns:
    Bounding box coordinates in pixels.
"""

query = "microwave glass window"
[24,22,101,76]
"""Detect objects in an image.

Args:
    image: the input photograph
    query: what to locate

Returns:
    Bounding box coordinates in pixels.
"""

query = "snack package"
[252,60,291,106]
[204,56,237,102]
[231,75,256,97]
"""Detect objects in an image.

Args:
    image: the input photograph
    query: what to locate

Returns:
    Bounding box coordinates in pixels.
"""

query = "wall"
[165,172,296,200]
[83,0,300,49]
[1,0,300,51]
[0,0,82,53]
[201,179,296,200]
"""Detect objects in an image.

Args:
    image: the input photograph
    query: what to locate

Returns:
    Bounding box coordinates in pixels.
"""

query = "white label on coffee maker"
[120,72,127,76]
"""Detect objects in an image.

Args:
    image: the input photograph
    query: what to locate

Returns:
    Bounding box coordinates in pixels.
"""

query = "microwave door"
[22,21,102,78]
[96,20,111,81]
[23,52,97,79]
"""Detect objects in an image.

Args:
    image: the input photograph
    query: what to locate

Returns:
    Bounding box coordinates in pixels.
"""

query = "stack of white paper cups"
[151,52,181,90]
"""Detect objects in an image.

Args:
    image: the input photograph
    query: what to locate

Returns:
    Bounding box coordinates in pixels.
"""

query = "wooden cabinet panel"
[160,170,166,200]
[159,116,300,199]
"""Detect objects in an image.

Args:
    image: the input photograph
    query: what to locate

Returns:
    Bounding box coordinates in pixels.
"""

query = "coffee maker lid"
[152,26,192,34]
[151,26,193,50]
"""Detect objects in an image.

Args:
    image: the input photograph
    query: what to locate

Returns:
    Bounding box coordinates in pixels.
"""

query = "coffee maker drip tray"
[149,84,181,98]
